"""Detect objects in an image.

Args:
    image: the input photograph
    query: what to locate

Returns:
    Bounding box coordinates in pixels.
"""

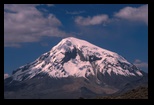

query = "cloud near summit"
[4,4,148,47]
[133,59,148,72]
[114,4,148,25]
[4,74,9,79]
[75,4,148,26]
[4,4,69,47]
[75,14,109,26]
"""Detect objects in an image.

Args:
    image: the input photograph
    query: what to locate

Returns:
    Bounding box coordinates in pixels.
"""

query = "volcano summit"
[4,37,148,99]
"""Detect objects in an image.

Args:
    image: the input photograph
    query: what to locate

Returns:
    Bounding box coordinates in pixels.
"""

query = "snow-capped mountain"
[4,37,148,99]
[11,37,143,81]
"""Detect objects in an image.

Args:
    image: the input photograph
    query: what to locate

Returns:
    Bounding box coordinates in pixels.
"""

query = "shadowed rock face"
[61,47,102,65]
[61,47,77,65]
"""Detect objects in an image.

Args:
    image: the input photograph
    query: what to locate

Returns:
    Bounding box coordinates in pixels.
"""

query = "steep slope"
[4,37,148,99]
[10,37,143,81]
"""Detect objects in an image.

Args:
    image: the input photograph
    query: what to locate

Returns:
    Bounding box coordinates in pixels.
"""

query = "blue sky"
[4,4,148,76]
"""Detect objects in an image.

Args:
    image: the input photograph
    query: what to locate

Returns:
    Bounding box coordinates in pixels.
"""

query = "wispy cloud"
[38,4,54,7]
[66,10,85,15]
[75,14,109,26]
[133,59,148,70]
[4,74,9,79]
[46,4,54,7]
[4,4,69,47]
[114,4,148,25]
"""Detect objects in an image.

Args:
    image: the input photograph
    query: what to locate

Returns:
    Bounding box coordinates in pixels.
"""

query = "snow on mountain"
[11,37,143,81]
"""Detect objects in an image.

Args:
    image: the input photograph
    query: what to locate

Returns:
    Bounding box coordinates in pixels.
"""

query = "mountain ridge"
[4,37,148,99]
[10,37,143,81]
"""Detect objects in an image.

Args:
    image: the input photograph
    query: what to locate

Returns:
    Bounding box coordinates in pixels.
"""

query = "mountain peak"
[11,37,143,81]
[63,36,79,40]
[55,37,95,49]
[5,37,148,99]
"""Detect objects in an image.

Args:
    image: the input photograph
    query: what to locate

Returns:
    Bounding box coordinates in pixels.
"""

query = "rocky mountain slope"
[4,37,148,99]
